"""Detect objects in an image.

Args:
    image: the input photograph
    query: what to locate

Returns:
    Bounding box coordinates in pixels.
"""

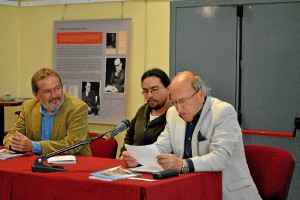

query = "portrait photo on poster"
[106,32,117,54]
[106,32,117,49]
[105,57,126,93]
[82,81,101,116]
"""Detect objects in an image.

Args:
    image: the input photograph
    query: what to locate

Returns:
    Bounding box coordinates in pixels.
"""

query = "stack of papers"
[89,166,141,181]
[0,149,25,160]
[47,155,77,164]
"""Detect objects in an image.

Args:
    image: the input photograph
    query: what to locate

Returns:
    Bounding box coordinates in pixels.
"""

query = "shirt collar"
[192,96,207,123]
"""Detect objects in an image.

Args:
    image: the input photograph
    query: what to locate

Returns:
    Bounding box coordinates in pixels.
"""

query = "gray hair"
[174,71,211,96]
[192,75,210,96]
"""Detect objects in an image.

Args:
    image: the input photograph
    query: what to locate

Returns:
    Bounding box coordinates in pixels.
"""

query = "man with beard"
[119,68,170,157]
[3,68,91,156]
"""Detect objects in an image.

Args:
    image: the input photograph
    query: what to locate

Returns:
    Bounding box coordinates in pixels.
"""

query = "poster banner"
[54,19,131,125]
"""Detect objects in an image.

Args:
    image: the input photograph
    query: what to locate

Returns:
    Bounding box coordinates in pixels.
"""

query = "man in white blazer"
[123,71,261,200]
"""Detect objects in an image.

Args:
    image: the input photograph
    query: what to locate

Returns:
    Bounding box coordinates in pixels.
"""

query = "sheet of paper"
[124,144,163,172]
[0,149,26,160]
[128,177,156,182]
[47,155,77,164]
[129,165,163,173]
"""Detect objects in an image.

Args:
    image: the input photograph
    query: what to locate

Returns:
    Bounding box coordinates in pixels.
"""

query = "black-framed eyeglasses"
[170,90,198,106]
[141,87,161,96]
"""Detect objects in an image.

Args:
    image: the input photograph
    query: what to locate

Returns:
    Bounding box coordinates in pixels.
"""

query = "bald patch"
[170,71,194,90]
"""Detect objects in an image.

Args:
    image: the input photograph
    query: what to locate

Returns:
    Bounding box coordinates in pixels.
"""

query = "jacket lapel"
[173,115,187,157]
[192,96,212,156]
[51,103,65,140]
[32,102,42,140]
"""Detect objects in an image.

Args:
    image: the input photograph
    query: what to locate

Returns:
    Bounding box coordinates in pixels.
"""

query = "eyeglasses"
[141,87,161,96]
[170,90,198,106]
[39,85,62,97]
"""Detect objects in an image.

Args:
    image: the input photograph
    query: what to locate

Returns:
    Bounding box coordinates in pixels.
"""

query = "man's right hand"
[10,131,32,152]
[122,151,139,167]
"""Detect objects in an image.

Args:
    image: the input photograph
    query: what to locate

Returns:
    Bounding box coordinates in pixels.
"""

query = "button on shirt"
[31,107,59,154]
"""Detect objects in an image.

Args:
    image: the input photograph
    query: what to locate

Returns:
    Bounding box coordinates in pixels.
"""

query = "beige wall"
[0,5,22,135]
[0,1,170,156]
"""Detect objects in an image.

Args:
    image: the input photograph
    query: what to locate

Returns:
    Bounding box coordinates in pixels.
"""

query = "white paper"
[47,155,77,164]
[124,144,164,173]
[129,165,163,173]
[128,177,156,182]
[0,149,25,160]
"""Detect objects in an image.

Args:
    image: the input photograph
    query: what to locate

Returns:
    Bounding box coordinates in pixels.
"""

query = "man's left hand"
[157,153,182,172]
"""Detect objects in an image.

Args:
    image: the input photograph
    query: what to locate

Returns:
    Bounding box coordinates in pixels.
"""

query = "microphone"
[103,119,130,140]
[32,119,130,173]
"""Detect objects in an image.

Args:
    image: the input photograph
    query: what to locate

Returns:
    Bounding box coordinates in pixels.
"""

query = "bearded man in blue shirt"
[3,68,91,156]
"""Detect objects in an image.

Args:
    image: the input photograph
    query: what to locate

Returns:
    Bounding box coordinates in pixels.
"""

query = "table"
[0,99,24,145]
[0,154,222,200]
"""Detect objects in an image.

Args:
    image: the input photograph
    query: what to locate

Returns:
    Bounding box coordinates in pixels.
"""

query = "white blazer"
[155,96,261,200]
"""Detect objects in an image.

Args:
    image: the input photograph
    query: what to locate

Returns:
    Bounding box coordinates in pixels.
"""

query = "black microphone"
[32,119,130,173]
[103,119,130,140]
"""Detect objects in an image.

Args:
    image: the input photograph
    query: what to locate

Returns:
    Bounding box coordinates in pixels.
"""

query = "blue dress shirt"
[31,107,59,154]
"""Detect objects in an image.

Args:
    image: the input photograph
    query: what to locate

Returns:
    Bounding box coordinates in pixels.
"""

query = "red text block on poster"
[57,32,103,44]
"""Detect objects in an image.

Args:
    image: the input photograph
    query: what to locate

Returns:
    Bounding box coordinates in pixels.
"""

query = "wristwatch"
[181,159,189,174]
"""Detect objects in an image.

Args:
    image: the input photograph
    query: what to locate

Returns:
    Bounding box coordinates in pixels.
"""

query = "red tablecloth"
[0,154,221,200]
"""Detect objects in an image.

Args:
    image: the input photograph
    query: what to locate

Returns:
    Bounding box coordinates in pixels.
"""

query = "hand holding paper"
[124,144,164,172]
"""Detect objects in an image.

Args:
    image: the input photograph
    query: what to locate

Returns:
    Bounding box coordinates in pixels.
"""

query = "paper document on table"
[0,149,26,160]
[47,155,76,164]
[125,144,164,173]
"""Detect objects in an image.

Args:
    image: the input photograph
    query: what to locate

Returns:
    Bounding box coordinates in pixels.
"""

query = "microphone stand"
[32,133,106,173]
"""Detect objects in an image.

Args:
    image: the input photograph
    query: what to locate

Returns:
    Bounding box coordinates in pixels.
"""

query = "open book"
[89,166,141,181]
[0,149,26,160]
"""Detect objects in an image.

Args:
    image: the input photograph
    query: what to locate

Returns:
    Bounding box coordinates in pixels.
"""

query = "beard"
[41,97,64,112]
[148,98,167,111]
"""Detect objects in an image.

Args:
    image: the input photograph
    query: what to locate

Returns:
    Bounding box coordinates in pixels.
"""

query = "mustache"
[49,97,61,103]
[147,98,157,103]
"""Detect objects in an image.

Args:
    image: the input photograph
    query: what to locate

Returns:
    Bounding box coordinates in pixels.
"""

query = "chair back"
[244,145,295,200]
[89,132,118,158]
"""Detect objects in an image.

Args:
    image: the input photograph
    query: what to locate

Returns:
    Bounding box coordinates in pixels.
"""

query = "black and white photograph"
[106,32,116,49]
[82,81,100,116]
[105,57,126,93]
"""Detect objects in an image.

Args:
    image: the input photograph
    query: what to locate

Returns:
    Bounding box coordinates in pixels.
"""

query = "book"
[89,166,141,181]
[47,155,77,164]
[0,149,26,160]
